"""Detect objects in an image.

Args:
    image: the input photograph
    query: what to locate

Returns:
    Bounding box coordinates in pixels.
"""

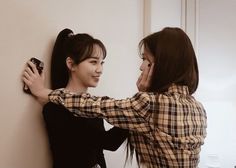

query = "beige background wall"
[1,0,235,168]
[0,1,143,167]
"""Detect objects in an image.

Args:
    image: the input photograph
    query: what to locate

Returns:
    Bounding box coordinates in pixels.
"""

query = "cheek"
[140,60,150,71]
[79,63,94,73]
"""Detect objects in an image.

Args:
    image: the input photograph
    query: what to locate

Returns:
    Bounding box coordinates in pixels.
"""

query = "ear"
[66,57,75,71]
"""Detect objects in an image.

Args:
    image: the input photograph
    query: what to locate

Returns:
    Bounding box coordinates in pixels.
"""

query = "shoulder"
[132,92,157,105]
[42,102,69,118]
[43,102,64,111]
[132,92,155,99]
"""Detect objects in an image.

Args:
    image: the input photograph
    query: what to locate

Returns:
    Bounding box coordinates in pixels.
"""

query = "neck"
[65,78,88,93]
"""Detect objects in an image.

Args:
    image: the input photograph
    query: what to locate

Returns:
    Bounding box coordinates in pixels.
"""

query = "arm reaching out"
[48,89,153,132]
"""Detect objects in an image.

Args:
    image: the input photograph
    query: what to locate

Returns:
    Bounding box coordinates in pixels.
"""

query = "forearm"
[36,88,52,105]
[48,89,152,133]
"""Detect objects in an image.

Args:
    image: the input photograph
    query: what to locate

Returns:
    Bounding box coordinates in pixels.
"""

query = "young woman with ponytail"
[41,28,128,168]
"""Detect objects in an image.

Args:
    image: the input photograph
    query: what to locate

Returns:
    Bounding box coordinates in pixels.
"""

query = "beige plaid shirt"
[49,84,207,168]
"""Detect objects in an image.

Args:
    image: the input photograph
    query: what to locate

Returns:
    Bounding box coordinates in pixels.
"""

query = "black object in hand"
[23,57,44,94]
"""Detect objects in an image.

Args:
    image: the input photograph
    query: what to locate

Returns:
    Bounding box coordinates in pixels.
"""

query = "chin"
[89,83,98,87]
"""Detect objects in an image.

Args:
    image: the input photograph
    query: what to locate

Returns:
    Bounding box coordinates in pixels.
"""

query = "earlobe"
[66,57,74,71]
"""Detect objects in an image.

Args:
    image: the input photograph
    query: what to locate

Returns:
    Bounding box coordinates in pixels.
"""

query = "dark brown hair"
[126,27,199,167]
[139,27,199,94]
[50,28,106,89]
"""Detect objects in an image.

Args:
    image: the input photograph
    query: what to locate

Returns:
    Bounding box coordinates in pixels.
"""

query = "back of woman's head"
[50,28,106,89]
[139,27,199,94]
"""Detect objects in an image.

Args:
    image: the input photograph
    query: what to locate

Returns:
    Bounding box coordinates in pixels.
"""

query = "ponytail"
[50,28,73,89]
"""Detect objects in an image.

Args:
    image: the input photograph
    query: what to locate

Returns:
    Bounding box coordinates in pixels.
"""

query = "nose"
[95,64,103,74]
[139,61,145,72]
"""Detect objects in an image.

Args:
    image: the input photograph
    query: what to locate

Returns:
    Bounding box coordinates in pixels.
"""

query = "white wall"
[150,0,182,32]
[150,0,236,167]
[0,0,142,168]
[197,0,236,167]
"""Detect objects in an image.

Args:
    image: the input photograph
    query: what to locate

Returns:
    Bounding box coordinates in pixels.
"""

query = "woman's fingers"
[137,63,154,91]
[27,61,39,75]
[141,64,150,81]
[24,66,33,76]
[145,64,154,87]
[23,70,30,80]
[136,73,142,85]
[22,60,39,87]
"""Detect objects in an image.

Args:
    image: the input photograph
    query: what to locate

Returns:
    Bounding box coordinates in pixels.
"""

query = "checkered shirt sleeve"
[49,89,153,133]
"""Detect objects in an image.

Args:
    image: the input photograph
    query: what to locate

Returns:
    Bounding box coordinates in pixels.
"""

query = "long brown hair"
[139,27,199,94]
[126,27,199,166]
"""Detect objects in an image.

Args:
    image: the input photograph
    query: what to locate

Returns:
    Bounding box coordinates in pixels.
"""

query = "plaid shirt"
[49,84,207,168]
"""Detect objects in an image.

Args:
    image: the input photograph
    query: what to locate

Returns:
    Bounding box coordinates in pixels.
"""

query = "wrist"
[35,88,52,104]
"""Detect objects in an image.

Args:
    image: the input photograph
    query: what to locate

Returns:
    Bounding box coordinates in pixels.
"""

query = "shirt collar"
[167,84,189,95]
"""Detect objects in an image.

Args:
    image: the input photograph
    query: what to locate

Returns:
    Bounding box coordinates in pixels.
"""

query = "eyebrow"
[141,53,147,58]
[88,56,99,60]
[142,53,152,62]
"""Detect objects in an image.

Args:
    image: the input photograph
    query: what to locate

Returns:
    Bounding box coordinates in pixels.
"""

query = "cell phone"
[23,57,44,94]
[30,57,44,74]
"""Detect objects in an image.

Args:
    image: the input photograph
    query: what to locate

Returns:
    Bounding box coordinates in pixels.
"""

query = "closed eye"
[141,53,146,61]
[90,60,98,64]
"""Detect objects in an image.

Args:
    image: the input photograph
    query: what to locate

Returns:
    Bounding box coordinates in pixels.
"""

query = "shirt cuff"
[48,88,65,105]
